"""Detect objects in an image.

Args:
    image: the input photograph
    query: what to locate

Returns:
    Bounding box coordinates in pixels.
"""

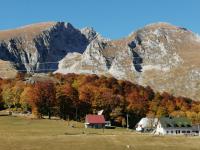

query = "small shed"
[85,114,105,128]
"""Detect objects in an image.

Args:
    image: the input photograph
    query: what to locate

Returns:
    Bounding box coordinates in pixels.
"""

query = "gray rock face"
[57,22,200,101]
[0,22,200,100]
[0,22,91,72]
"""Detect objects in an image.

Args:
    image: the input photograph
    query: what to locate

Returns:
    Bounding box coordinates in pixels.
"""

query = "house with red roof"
[85,114,106,128]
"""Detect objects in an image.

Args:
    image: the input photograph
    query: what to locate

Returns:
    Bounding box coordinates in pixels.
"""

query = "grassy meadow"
[0,116,200,150]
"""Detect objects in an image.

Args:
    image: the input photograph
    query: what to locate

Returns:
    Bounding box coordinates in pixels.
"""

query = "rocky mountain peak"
[0,21,200,101]
[81,27,107,42]
[0,21,98,76]
[81,27,97,41]
[57,22,200,100]
[145,22,179,28]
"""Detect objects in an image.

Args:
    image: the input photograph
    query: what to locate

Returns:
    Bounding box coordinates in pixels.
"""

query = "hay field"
[0,116,200,150]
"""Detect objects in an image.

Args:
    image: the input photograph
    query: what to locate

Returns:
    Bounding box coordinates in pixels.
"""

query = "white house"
[136,117,158,132]
[154,117,193,135]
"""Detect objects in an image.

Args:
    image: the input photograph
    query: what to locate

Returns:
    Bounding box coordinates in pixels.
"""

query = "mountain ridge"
[0,21,200,100]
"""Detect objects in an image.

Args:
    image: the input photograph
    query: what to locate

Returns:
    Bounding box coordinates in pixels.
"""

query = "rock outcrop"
[0,22,92,73]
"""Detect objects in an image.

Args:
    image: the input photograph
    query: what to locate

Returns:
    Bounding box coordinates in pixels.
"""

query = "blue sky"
[0,0,199,39]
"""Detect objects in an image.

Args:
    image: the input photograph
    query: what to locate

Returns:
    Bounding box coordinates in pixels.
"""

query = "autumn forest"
[0,73,200,127]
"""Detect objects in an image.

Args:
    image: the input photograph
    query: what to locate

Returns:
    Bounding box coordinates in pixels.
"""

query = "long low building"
[154,117,193,135]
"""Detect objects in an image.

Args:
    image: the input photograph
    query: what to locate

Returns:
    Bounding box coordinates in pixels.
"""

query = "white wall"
[155,122,165,135]
[155,122,193,135]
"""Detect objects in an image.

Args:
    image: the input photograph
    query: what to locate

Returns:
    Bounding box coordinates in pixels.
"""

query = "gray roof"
[159,117,192,128]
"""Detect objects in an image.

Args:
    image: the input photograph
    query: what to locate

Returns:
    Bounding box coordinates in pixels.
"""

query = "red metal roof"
[86,114,105,124]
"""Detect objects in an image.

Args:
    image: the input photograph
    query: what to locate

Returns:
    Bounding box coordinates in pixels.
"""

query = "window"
[171,131,173,134]
[187,131,190,133]
[182,131,186,133]
[166,131,169,134]
[176,130,180,134]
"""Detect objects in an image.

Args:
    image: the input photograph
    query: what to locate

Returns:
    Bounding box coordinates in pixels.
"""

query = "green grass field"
[0,116,200,150]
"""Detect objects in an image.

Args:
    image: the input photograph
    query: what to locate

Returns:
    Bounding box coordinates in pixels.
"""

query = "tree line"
[0,73,200,127]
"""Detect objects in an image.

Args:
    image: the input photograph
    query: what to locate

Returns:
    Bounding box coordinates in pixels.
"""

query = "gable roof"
[136,117,158,128]
[159,117,192,128]
[85,114,105,124]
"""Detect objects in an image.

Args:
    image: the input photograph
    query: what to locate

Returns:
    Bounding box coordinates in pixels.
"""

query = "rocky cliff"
[0,22,95,77]
[56,22,200,100]
[0,22,200,100]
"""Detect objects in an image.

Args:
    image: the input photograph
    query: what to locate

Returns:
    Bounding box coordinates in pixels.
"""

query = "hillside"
[0,22,200,100]
[0,73,200,124]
